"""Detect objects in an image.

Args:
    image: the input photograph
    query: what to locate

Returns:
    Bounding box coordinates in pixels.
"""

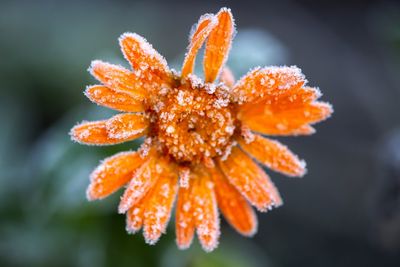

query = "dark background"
[1,0,400,266]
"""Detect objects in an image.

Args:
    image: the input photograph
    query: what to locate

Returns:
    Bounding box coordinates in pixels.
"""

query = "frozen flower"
[70,7,333,252]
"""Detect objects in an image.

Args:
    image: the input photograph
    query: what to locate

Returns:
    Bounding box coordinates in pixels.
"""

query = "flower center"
[153,75,237,164]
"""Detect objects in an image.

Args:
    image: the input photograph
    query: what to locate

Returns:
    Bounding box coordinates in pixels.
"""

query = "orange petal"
[105,113,149,140]
[191,166,220,252]
[239,134,306,177]
[89,60,146,100]
[175,183,196,250]
[219,67,235,88]
[85,85,144,112]
[181,14,217,78]
[209,166,257,236]
[178,166,191,188]
[143,161,178,244]
[71,114,148,145]
[87,151,148,200]
[118,154,160,213]
[70,120,125,145]
[239,101,333,136]
[126,198,147,234]
[239,86,323,113]
[119,33,172,83]
[232,66,306,104]
[217,147,282,211]
[203,8,235,83]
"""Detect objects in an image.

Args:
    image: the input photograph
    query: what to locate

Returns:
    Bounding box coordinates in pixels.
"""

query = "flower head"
[70,7,332,252]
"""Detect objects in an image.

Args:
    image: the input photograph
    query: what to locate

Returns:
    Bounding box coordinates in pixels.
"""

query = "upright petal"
[87,151,148,200]
[89,60,146,100]
[192,166,220,252]
[218,147,282,211]
[239,135,306,177]
[219,67,235,88]
[203,8,235,83]
[181,14,217,78]
[119,33,172,83]
[209,166,257,236]
[85,85,144,112]
[143,161,178,245]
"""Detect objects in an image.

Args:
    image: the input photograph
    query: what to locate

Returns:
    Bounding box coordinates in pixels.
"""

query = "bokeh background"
[1,0,400,266]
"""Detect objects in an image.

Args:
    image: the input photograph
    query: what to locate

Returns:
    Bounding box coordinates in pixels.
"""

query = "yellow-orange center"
[151,75,237,164]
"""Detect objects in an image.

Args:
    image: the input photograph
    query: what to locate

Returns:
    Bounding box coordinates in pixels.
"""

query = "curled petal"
[217,147,282,212]
[181,14,217,78]
[119,33,172,83]
[234,67,332,136]
[85,85,144,112]
[106,113,149,140]
[89,60,146,100]
[203,7,235,83]
[239,134,306,177]
[143,162,178,245]
[209,166,257,236]
[87,151,147,200]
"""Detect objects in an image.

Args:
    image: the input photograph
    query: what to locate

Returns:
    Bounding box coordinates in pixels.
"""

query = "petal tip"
[118,202,129,214]
[118,32,143,46]
[85,185,97,201]
[126,225,140,235]
[144,234,160,246]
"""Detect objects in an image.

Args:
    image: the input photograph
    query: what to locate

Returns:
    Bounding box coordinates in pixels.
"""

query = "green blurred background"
[1,0,400,266]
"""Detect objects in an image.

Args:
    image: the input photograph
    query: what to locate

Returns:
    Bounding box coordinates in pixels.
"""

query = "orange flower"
[70,7,332,252]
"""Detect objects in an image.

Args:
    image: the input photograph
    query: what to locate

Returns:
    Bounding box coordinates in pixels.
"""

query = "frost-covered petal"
[70,120,131,145]
[239,134,306,177]
[175,182,196,250]
[233,67,332,136]
[209,166,257,236]
[191,167,220,252]
[118,153,161,214]
[126,198,146,234]
[71,114,148,146]
[87,151,147,200]
[217,147,282,212]
[143,161,178,245]
[203,7,235,83]
[232,66,307,104]
[89,60,146,100]
[219,67,235,88]
[105,113,149,140]
[181,14,217,78]
[239,101,333,136]
[176,166,220,251]
[85,85,144,112]
[119,33,172,82]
